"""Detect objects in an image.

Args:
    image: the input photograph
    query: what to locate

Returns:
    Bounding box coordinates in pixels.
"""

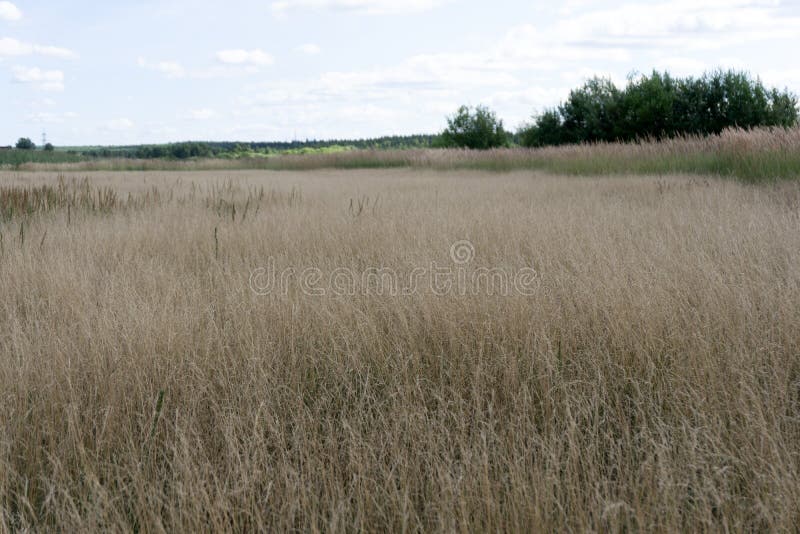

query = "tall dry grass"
[0,177,124,222]
[11,126,800,182]
[1,169,799,531]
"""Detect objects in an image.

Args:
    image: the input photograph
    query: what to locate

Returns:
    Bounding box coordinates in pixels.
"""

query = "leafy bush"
[15,137,36,150]
[519,70,799,147]
[438,105,509,149]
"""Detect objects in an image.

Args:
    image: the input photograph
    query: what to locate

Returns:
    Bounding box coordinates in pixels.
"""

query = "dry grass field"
[1,169,800,531]
[11,126,800,183]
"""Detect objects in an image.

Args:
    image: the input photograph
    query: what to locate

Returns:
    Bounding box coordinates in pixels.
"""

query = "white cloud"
[271,0,448,15]
[137,57,185,79]
[497,24,632,66]
[28,97,57,108]
[146,125,179,140]
[548,0,800,51]
[105,118,134,131]
[0,37,77,59]
[0,1,21,21]
[296,43,321,55]
[215,49,274,66]
[652,57,708,77]
[28,111,78,124]
[12,66,65,91]
[556,0,593,16]
[181,108,217,120]
[238,0,800,139]
[228,101,422,140]
[487,86,572,110]
[239,21,635,117]
[233,47,531,138]
[191,65,263,78]
[761,69,800,91]
[6,0,796,144]
[138,54,274,80]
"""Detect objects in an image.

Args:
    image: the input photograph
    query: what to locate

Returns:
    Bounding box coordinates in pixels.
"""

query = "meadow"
[1,168,799,531]
[7,126,800,183]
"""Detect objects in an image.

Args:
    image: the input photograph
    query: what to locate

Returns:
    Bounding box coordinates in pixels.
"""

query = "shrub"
[16,137,36,150]
[438,105,509,149]
[518,109,564,147]
[518,69,799,147]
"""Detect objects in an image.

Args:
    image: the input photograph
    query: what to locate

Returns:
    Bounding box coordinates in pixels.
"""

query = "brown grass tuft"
[1,169,799,531]
[10,126,800,182]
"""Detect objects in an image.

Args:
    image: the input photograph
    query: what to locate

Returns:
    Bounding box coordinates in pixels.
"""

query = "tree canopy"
[15,137,36,150]
[519,70,799,147]
[437,105,509,149]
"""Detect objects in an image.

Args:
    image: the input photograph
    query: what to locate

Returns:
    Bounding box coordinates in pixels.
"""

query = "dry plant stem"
[0,169,799,532]
[6,126,800,182]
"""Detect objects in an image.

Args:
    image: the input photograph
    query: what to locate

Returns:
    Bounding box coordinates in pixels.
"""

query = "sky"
[1,0,799,146]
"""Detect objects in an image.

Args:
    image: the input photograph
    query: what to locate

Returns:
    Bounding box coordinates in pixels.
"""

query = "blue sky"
[1,0,799,145]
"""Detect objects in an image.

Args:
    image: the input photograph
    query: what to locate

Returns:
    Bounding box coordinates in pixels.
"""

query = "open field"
[1,169,800,531]
[6,127,800,183]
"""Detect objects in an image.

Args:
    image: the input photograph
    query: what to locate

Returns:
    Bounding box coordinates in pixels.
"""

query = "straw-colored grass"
[10,126,800,182]
[1,169,799,532]
[0,177,124,222]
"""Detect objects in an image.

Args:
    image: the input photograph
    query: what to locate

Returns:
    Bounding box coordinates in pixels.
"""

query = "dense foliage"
[80,135,437,160]
[15,137,36,150]
[4,69,797,160]
[519,70,798,147]
[437,105,510,149]
[0,149,84,167]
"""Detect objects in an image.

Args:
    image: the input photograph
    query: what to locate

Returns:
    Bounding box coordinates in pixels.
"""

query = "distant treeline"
[80,135,436,160]
[519,70,798,147]
[3,69,797,166]
[0,149,85,167]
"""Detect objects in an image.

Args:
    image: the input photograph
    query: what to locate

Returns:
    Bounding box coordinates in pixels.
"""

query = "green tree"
[516,69,798,148]
[618,71,677,140]
[673,76,709,134]
[518,109,564,147]
[558,77,622,143]
[767,88,799,127]
[44,143,55,152]
[438,105,509,149]
[16,137,35,150]
[723,71,769,128]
